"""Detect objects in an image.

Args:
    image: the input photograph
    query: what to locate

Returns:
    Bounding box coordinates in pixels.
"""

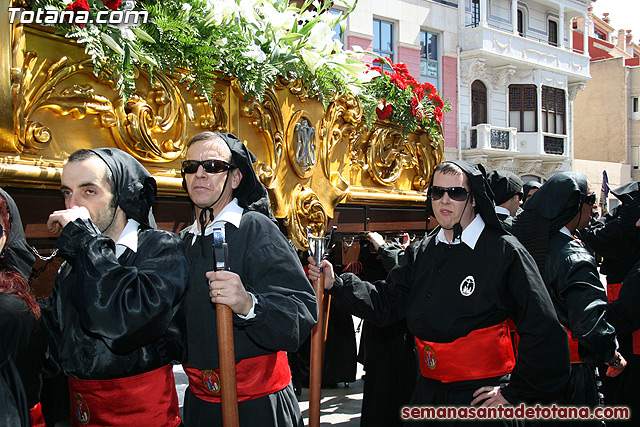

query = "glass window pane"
[381,21,392,52]
[373,20,380,51]
[524,111,536,132]
[510,111,521,131]
[557,116,564,134]
[427,33,437,59]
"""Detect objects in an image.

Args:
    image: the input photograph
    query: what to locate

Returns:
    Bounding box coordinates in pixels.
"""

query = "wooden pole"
[307,225,335,427]
[308,270,325,427]
[213,234,239,427]
[216,303,239,427]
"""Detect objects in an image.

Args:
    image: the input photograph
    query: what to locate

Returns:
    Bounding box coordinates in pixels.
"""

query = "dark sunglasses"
[429,186,470,202]
[583,193,597,206]
[181,159,234,175]
[0,227,4,239]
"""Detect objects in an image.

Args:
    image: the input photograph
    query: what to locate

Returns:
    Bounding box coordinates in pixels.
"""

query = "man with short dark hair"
[42,148,188,426]
[179,131,317,427]
[309,161,569,422]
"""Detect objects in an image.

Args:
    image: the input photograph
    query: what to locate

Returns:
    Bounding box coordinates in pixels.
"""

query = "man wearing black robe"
[179,131,317,427]
[582,182,640,425]
[309,160,569,426]
[513,172,626,421]
[41,148,188,426]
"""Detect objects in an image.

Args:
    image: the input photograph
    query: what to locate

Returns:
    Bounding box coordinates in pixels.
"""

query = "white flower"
[299,48,325,73]
[243,44,267,63]
[100,33,124,56]
[359,68,380,83]
[306,21,335,55]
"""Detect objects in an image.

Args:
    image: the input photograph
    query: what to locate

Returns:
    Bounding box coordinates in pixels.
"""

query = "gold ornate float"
[0,16,444,250]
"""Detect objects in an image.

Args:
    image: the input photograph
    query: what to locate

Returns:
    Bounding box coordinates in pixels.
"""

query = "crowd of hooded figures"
[1,142,639,426]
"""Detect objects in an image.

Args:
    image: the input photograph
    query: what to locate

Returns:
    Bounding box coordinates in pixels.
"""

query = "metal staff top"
[213,226,229,271]
[307,226,336,267]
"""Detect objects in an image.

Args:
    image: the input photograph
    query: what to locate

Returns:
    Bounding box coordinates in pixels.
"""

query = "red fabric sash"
[607,283,640,356]
[184,351,291,403]
[29,402,46,427]
[415,321,515,383]
[566,329,581,363]
[67,365,181,427]
[506,318,519,358]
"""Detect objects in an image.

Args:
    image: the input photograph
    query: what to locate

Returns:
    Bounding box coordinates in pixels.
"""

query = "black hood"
[487,170,524,206]
[513,172,589,275]
[521,172,588,230]
[522,181,542,202]
[427,160,506,235]
[216,132,275,221]
[89,148,157,227]
[610,181,640,205]
[0,187,35,281]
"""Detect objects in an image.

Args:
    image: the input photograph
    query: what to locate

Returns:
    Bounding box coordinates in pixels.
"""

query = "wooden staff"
[214,230,239,427]
[308,264,325,427]
[307,226,335,427]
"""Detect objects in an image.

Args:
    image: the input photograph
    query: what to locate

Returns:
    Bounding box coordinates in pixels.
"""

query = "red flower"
[65,0,90,27]
[422,82,436,97]
[376,100,393,121]
[392,62,409,75]
[389,73,407,90]
[412,85,424,100]
[103,0,122,10]
[434,107,443,124]
[428,92,444,108]
[410,96,420,117]
[405,74,419,90]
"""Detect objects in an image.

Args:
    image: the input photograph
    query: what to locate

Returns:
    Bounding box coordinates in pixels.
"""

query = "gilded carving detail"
[286,184,327,249]
[13,51,215,162]
[320,94,361,181]
[351,122,443,192]
[240,87,285,190]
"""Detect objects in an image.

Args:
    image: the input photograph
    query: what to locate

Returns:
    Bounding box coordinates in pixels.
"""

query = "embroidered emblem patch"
[460,275,475,297]
[423,344,437,370]
[73,393,90,425]
[202,369,221,394]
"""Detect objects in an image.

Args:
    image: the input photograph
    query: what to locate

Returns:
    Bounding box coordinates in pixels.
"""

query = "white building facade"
[338,0,591,182]
[457,0,591,182]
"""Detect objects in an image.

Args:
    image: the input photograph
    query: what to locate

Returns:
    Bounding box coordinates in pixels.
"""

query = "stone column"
[481,0,488,27]
[559,4,565,48]
[511,0,518,35]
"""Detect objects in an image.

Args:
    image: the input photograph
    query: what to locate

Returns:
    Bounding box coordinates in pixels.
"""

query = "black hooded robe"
[178,133,317,427]
[180,210,317,427]
[39,149,188,425]
[0,187,46,419]
[513,172,618,423]
[328,161,569,426]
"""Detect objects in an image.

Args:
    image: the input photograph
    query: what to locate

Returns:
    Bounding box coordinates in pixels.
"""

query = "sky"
[590,0,640,44]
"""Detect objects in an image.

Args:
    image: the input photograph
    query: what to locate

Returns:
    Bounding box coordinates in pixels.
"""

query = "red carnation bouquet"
[364,57,450,140]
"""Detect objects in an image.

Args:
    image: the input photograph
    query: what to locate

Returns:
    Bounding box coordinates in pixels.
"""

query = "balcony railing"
[468,124,517,151]
[543,135,565,155]
[460,25,590,80]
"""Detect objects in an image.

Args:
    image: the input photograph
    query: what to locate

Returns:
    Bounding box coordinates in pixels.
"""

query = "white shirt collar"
[559,226,572,238]
[115,219,140,258]
[495,205,511,216]
[435,214,485,250]
[185,198,244,237]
